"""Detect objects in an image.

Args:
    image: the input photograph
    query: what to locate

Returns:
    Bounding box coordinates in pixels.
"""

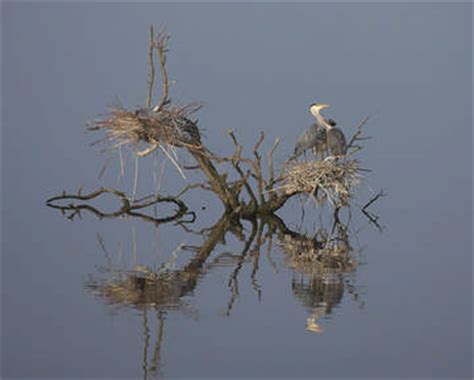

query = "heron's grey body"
[327,127,347,156]
[294,122,327,158]
[308,103,348,158]
[293,103,344,159]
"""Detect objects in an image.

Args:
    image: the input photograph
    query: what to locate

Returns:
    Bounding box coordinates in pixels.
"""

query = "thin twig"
[267,137,281,195]
[361,189,386,231]
[157,141,186,179]
[253,131,265,205]
[347,116,370,149]
[118,145,125,179]
[146,25,155,109]
[227,130,257,205]
[137,142,159,157]
[132,155,139,201]
[176,182,212,198]
[362,189,386,212]
[153,29,170,113]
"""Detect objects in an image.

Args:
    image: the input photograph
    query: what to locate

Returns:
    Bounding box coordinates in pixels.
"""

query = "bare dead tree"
[49,25,383,226]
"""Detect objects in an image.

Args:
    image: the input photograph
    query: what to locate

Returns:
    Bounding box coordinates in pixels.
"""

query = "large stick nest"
[281,159,362,206]
[89,103,203,152]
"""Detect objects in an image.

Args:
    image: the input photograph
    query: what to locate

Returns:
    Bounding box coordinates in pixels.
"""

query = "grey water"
[2,3,472,379]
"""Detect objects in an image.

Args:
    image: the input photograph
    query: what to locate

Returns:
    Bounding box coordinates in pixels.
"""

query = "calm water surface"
[3,3,472,379]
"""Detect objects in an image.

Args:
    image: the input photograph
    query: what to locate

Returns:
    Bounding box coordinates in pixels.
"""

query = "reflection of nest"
[282,160,361,206]
[279,233,356,278]
[281,231,357,333]
[89,104,203,151]
[85,267,196,310]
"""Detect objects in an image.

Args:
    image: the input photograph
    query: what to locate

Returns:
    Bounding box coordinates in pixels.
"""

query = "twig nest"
[281,159,362,206]
[89,103,203,152]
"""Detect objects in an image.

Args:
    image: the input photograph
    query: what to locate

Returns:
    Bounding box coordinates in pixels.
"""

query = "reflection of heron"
[309,103,347,157]
[294,115,337,159]
[292,274,345,334]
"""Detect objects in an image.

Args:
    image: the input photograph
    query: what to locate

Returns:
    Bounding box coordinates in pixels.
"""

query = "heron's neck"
[314,110,331,129]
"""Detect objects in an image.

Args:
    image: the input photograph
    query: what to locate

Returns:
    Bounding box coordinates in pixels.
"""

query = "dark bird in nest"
[134,107,202,148]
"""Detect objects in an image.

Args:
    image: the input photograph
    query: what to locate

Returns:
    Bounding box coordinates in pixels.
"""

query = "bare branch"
[189,149,239,212]
[46,187,189,224]
[362,189,386,212]
[176,182,213,198]
[157,141,186,179]
[227,129,239,147]
[252,131,265,155]
[136,142,159,157]
[152,29,171,113]
[361,189,386,231]
[252,131,265,205]
[227,130,257,205]
[267,137,281,193]
[146,25,155,109]
[347,116,370,149]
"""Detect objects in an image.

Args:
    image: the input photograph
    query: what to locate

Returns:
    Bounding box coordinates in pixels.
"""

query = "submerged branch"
[46,187,189,224]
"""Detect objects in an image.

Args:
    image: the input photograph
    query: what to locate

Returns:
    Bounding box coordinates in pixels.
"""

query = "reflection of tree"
[77,199,378,378]
[85,215,232,379]
[279,217,359,333]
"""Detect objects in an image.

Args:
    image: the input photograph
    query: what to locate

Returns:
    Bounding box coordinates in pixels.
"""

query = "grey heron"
[294,116,337,159]
[309,103,347,157]
[294,123,327,158]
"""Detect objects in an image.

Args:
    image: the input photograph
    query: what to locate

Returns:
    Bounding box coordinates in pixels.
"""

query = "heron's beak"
[320,104,330,109]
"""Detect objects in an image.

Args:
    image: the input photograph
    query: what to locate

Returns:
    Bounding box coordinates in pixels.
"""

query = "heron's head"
[309,103,330,117]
